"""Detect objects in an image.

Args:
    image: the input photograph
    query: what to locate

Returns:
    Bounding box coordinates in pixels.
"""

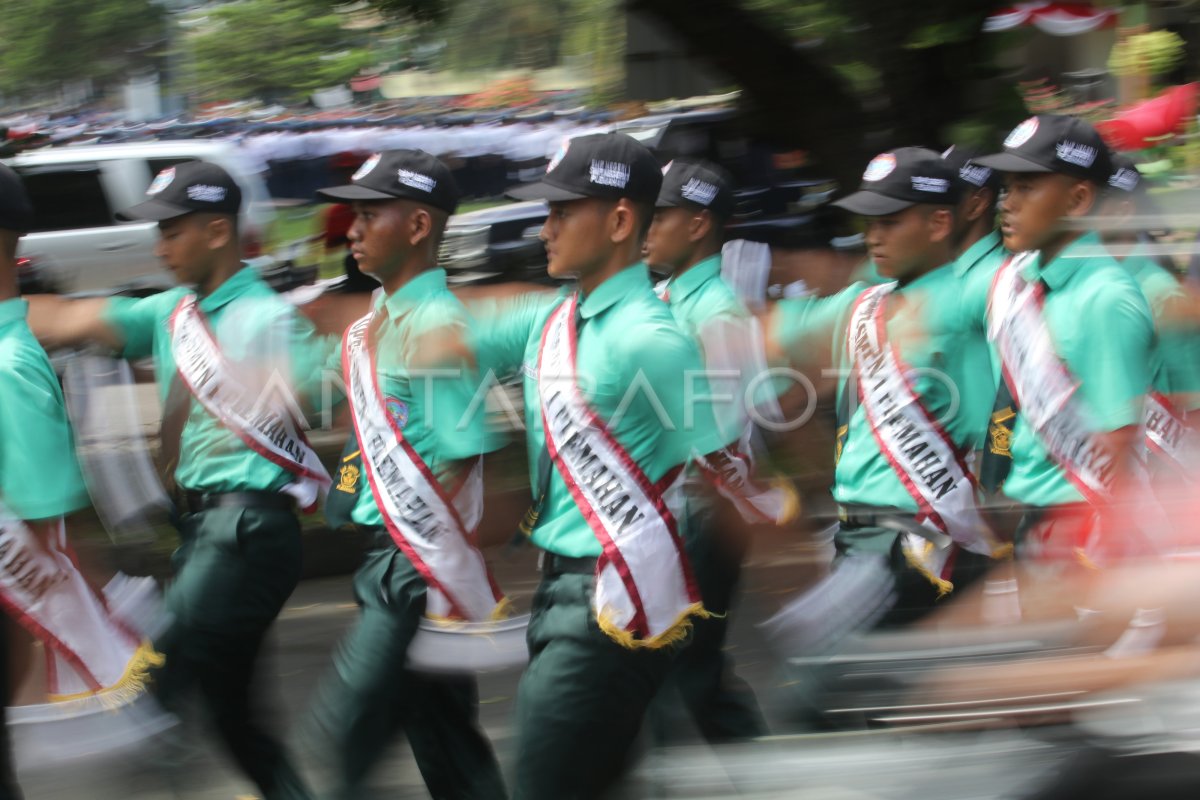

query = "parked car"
[438,109,838,284]
[4,140,277,295]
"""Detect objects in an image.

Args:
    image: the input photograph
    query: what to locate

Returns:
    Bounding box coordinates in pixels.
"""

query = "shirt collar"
[665,254,722,304]
[377,268,448,320]
[1021,232,1099,290]
[953,230,1004,278]
[198,265,259,313]
[0,298,27,331]
[579,262,650,320]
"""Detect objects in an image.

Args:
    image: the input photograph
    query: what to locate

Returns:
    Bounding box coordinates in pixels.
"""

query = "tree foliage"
[630,0,1006,185]
[183,0,374,103]
[0,0,165,96]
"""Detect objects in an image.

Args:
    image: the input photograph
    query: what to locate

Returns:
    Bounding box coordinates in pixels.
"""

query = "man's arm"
[763,284,859,371]
[1080,286,1154,491]
[462,289,558,381]
[24,295,126,352]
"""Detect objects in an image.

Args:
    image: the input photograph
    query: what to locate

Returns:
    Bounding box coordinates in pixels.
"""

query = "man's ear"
[689,209,715,243]
[965,188,995,224]
[1065,179,1100,219]
[928,207,955,243]
[205,216,235,250]
[609,199,637,244]
[408,207,433,247]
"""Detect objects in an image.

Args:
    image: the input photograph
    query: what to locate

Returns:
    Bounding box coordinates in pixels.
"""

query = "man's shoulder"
[0,324,57,391]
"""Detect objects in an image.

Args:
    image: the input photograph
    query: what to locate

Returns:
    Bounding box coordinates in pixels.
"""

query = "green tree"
[0,0,165,97]
[629,0,1004,186]
[439,0,566,71]
[182,0,374,103]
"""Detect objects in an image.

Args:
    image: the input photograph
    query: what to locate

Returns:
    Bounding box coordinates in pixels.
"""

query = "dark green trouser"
[153,505,311,800]
[307,529,505,800]
[513,570,677,800]
[0,619,22,800]
[650,507,766,744]
[835,522,989,629]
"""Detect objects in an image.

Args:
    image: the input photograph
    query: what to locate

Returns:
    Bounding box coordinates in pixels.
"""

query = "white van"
[5,140,276,295]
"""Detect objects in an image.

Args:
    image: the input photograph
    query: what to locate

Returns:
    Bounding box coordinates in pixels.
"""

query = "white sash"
[987,254,1118,504]
[169,296,331,511]
[693,427,799,526]
[0,500,160,704]
[344,312,504,622]
[538,296,704,648]
[1144,391,1200,473]
[656,279,796,525]
[849,285,996,574]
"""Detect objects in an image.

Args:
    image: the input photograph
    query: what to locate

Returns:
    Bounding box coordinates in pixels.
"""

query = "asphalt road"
[12,531,830,799]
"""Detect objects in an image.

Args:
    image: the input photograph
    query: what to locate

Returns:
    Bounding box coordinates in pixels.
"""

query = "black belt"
[182,490,295,514]
[837,504,916,529]
[540,552,598,577]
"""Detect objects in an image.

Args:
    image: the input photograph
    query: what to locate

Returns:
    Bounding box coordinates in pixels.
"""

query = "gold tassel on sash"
[48,640,165,708]
[596,603,715,651]
[902,542,954,599]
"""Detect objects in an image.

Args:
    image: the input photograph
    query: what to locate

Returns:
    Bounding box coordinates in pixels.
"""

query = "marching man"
[973,116,1155,564]
[305,149,508,800]
[768,147,1001,624]
[27,161,328,800]
[474,132,729,797]
[643,158,791,743]
[0,164,163,798]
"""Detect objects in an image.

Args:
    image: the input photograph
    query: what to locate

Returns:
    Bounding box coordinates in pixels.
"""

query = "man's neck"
[955,221,996,259]
[381,260,435,296]
[1102,233,1137,263]
[0,261,15,302]
[196,255,244,297]
[1039,230,1085,270]
[896,250,951,288]
[580,247,641,295]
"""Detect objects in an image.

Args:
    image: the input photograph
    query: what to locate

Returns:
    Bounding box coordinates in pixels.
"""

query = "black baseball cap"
[0,163,34,232]
[118,160,242,221]
[655,158,735,219]
[974,114,1113,185]
[317,148,459,214]
[834,147,961,216]
[508,132,662,204]
[941,145,1003,194]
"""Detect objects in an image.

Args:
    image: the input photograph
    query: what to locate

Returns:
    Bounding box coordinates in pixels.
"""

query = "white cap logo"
[147,167,175,196]
[589,160,630,189]
[1056,141,1097,168]
[1005,117,1039,149]
[353,153,381,181]
[862,153,897,182]
[1109,166,1139,192]
[397,169,436,193]
[959,163,993,188]
[681,177,718,206]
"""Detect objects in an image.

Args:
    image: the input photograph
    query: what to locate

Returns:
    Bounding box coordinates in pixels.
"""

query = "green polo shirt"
[344,269,499,527]
[102,266,331,494]
[955,230,1009,443]
[773,261,997,511]
[1120,244,1200,411]
[473,263,727,557]
[0,299,91,520]
[662,254,750,445]
[661,255,744,340]
[998,233,1154,507]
